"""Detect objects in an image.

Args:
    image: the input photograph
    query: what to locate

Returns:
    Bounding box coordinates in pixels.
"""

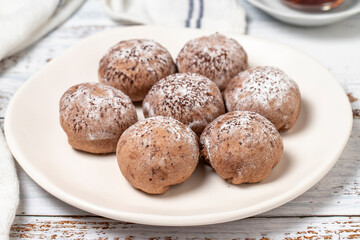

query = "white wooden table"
[1,0,360,239]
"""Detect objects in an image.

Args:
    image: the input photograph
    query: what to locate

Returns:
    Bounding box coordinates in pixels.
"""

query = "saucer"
[246,0,360,26]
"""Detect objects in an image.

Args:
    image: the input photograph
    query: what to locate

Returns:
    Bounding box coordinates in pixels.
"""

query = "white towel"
[0,130,19,239]
[102,0,247,34]
[0,0,85,61]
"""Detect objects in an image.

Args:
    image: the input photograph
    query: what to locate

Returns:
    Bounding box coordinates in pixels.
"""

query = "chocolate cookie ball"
[224,66,301,131]
[143,73,225,135]
[200,111,283,184]
[117,116,199,194]
[99,39,176,101]
[176,33,248,90]
[59,82,137,154]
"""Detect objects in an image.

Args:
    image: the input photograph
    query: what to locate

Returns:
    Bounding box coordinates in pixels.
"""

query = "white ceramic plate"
[5,26,352,226]
[246,0,360,26]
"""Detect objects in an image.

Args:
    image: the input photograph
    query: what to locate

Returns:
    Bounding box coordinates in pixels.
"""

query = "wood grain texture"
[10,216,360,239]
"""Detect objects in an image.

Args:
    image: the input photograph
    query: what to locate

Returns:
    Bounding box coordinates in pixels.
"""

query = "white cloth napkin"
[0,0,85,61]
[102,0,247,34]
[0,130,19,239]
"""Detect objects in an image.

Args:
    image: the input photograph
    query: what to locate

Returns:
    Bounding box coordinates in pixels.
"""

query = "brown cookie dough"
[224,66,301,131]
[116,116,199,194]
[176,33,248,90]
[200,111,283,184]
[142,73,225,135]
[59,82,137,154]
[98,39,176,101]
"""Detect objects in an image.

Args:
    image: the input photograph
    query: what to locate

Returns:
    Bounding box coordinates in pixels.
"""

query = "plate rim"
[4,25,353,226]
[245,0,360,20]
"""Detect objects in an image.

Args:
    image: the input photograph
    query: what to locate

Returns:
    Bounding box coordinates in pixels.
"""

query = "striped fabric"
[103,0,246,34]
[186,0,205,28]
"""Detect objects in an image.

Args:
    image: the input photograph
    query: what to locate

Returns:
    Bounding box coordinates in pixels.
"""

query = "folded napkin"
[0,0,85,61]
[0,130,19,239]
[103,0,247,34]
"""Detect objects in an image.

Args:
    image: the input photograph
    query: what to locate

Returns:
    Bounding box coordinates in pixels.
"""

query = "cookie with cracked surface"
[224,66,301,131]
[200,111,283,184]
[142,73,225,135]
[176,33,248,90]
[59,82,138,154]
[116,116,199,194]
[98,39,176,101]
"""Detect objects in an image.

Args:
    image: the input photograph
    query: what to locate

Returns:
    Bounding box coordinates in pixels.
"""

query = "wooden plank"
[0,77,26,117]
[10,216,360,239]
[1,118,359,217]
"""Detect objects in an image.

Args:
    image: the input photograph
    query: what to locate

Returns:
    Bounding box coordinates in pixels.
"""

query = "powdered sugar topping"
[234,66,298,108]
[105,39,174,73]
[176,33,248,89]
[217,111,278,142]
[200,111,280,164]
[60,82,137,140]
[144,73,221,114]
[143,73,225,134]
[123,116,198,149]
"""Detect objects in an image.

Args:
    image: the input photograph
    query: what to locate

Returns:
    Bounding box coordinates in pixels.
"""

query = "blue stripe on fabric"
[196,0,204,28]
[53,0,65,15]
[186,0,194,27]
